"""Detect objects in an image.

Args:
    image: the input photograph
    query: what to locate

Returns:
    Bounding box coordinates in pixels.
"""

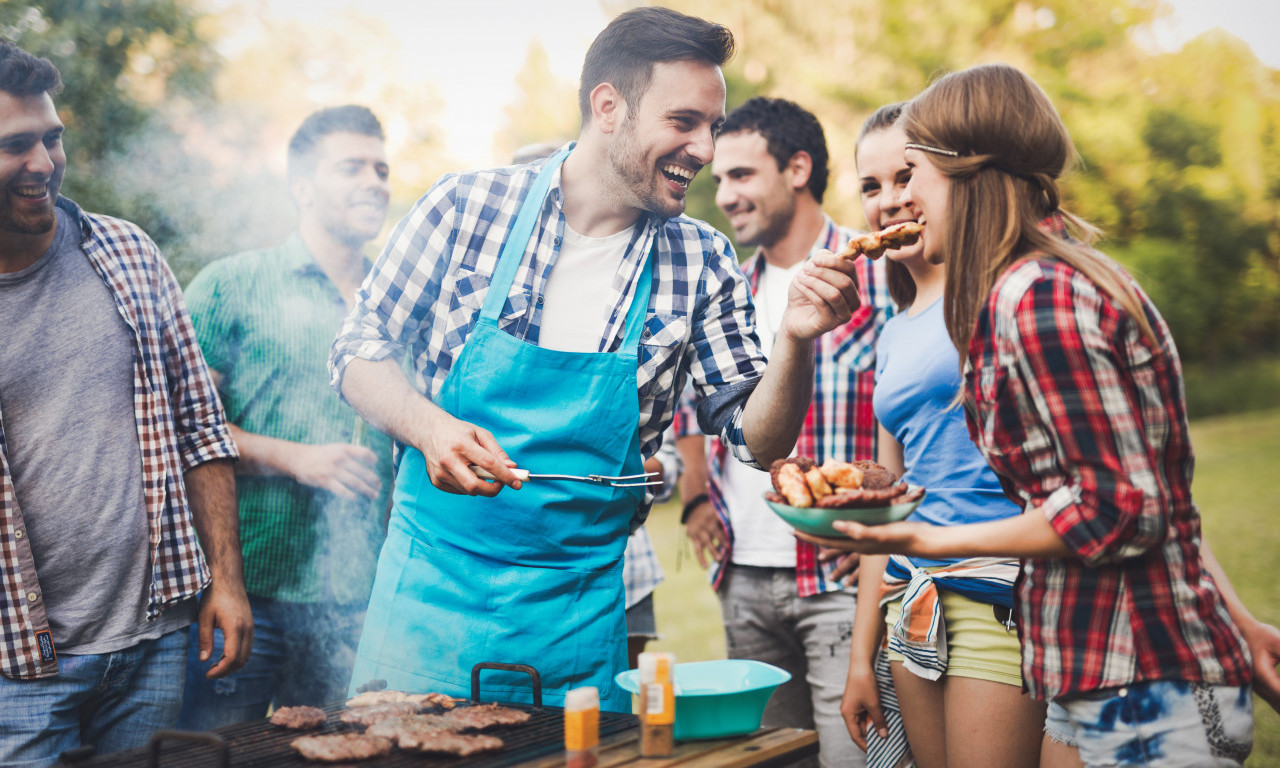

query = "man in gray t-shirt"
[0,40,250,768]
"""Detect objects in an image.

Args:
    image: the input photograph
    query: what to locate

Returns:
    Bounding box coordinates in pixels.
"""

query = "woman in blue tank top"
[825,104,1048,768]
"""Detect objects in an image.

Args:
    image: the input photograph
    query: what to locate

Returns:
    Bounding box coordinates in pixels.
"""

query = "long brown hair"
[900,64,1155,356]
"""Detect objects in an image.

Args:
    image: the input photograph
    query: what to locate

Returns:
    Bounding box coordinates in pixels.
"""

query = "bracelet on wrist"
[681,492,711,524]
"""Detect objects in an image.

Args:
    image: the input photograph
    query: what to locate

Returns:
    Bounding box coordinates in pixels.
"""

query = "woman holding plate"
[807,65,1257,767]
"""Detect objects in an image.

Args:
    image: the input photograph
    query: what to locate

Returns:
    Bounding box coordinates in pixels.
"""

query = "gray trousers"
[720,564,866,768]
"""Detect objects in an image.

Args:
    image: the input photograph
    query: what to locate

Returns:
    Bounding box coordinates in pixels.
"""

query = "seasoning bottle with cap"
[564,686,599,768]
[637,651,675,757]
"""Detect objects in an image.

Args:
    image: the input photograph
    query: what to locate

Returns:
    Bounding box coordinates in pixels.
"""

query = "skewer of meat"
[837,221,923,260]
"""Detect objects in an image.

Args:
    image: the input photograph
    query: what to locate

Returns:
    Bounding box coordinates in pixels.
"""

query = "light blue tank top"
[873,298,1021,568]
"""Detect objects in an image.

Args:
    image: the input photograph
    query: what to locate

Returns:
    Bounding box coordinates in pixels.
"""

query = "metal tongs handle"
[470,466,662,487]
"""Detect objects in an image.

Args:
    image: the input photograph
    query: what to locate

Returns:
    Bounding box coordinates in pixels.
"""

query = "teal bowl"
[762,486,925,537]
[614,659,790,740]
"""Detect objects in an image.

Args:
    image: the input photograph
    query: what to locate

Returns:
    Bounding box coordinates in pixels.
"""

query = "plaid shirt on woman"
[675,218,893,598]
[329,148,768,468]
[0,198,237,680]
[963,216,1251,700]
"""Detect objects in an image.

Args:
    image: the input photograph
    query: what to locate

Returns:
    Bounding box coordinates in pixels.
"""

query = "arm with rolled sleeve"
[994,270,1167,565]
[680,231,766,468]
[155,254,251,677]
[159,253,238,470]
[328,177,457,452]
[330,178,457,392]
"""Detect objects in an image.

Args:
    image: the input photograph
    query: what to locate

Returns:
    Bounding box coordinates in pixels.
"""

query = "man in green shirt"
[179,106,394,726]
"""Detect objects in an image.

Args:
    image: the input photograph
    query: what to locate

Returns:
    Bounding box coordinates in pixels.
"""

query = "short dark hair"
[578,7,734,123]
[0,38,62,97]
[287,105,385,180]
[720,97,830,203]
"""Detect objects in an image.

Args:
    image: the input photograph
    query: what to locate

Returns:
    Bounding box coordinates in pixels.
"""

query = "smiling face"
[902,146,951,264]
[857,125,925,265]
[0,91,65,242]
[711,130,798,248]
[294,131,390,248]
[607,59,726,218]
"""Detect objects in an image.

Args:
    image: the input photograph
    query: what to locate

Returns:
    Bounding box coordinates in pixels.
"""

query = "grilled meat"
[346,689,461,710]
[367,715,506,755]
[269,705,327,730]
[439,702,532,730]
[290,733,393,762]
[339,701,421,726]
[771,457,921,508]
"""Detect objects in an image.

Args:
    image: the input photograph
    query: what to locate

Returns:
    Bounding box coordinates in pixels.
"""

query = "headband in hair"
[907,141,1053,203]
[905,142,959,157]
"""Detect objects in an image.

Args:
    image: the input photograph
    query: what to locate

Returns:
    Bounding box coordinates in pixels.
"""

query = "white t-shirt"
[538,223,634,352]
[722,260,804,567]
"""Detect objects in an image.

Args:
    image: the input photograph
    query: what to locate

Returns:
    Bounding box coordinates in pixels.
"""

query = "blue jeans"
[0,628,189,768]
[179,596,365,730]
[1044,680,1253,767]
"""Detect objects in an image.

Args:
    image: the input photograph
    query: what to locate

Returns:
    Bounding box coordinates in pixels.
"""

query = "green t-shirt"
[185,235,393,604]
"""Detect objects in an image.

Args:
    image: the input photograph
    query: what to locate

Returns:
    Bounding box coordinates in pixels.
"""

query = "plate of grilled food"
[763,457,926,536]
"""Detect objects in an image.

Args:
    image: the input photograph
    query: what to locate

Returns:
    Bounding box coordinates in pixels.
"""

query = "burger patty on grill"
[290,733,394,762]
[367,716,506,755]
[269,705,327,730]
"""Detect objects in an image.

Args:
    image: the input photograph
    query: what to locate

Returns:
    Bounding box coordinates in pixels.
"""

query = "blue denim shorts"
[1044,680,1253,767]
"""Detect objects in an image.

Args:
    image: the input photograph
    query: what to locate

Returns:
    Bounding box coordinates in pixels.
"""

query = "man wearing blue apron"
[328,7,866,712]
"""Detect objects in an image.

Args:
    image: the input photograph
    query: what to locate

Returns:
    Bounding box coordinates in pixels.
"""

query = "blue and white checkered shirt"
[330,148,768,465]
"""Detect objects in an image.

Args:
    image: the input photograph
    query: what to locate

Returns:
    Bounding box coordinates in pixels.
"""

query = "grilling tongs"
[470,465,663,488]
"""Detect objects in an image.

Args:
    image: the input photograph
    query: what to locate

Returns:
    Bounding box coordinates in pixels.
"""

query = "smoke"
[63,106,292,287]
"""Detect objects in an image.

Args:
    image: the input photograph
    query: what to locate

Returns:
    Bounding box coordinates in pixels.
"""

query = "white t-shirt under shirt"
[722,260,804,568]
[538,223,633,352]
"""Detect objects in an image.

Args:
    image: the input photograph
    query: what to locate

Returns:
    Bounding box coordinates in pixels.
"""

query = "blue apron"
[349,151,650,712]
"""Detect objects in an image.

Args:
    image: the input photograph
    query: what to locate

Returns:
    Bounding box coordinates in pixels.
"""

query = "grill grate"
[61,702,639,768]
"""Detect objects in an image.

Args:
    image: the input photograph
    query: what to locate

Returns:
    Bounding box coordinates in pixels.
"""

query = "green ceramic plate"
[762,486,925,537]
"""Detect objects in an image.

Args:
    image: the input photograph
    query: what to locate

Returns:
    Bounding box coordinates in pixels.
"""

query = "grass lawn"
[643,407,1280,765]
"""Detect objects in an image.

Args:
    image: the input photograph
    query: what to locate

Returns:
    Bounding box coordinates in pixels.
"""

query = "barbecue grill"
[58,663,638,768]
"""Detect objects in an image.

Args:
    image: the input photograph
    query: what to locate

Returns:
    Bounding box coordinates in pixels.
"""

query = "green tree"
[638,0,1279,363]
[0,0,221,274]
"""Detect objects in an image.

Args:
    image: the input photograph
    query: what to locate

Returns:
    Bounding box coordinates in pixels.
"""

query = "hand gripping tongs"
[469,465,663,488]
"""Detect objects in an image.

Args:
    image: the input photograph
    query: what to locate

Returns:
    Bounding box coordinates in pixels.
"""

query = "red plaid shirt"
[963,217,1250,699]
[0,199,237,679]
[676,217,892,598]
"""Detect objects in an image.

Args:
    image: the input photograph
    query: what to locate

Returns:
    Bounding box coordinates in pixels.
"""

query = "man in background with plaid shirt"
[676,97,894,768]
[0,39,250,767]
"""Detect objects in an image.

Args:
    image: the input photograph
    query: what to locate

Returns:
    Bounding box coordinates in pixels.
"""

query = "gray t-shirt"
[0,208,193,654]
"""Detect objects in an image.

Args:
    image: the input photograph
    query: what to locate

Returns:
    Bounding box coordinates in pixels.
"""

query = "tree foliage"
[634,0,1279,363]
[4,1,1276,362]
[1,0,221,277]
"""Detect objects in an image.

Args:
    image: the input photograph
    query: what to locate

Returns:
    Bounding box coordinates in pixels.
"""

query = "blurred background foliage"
[2,0,1278,412]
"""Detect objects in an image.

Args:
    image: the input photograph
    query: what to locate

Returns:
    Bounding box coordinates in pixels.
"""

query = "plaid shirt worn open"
[329,149,768,466]
[963,218,1250,700]
[0,198,237,680]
